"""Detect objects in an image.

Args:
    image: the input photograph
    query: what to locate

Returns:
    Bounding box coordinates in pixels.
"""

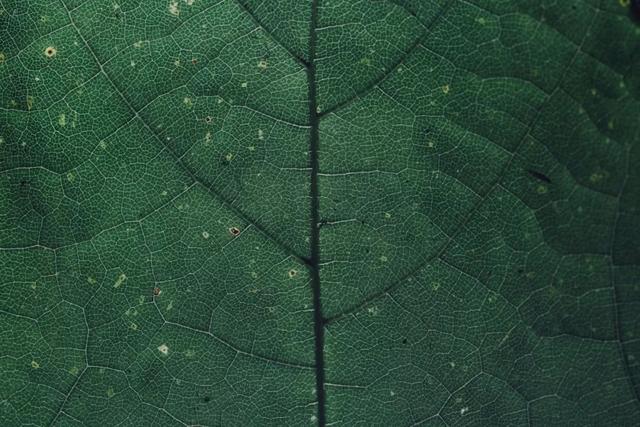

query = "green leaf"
[1,0,639,425]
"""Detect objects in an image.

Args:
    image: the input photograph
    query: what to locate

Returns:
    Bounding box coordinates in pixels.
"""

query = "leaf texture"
[0,0,639,425]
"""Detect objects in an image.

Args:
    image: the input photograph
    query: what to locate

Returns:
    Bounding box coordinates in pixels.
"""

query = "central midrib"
[307,0,326,425]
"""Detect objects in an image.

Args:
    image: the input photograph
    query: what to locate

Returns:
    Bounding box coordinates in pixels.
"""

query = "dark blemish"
[203,396,211,403]
[526,169,551,184]
[20,180,29,187]
[517,269,524,274]
[153,287,161,296]
[191,58,198,65]
[229,226,240,236]
[402,338,408,345]
[631,0,640,22]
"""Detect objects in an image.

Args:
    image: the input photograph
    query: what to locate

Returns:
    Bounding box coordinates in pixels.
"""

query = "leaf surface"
[1,0,639,426]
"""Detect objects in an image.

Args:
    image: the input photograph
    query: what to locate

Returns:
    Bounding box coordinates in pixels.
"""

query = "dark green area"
[1,0,639,425]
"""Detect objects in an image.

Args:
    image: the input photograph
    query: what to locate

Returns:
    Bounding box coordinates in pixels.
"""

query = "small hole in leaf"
[44,47,57,58]
[288,269,297,278]
[153,287,161,296]
[191,58,198,65]
[229,226,240,236]
[205,116,213,124]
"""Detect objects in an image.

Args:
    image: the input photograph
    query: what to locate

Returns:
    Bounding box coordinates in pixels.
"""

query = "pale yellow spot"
[590,171,606,183]
[247,145,255,151]
[183,97,193,107]
[384,212,392,219]
[133,40,144,48]
[620,0,630,7]
[169,0,180,16]
[26,96,34,111]
[225,153,234,162]
[87,276,96,284]
[106,387,115,398]
[536,184,547,194]
[202,230,210,239]
[166,301,173,311]
[441,84,450,94]
[99,140,107,149]
[66,172,75,182]
[69,366,79,375]
[476,17,486,25]
[129,322,138,330]
[241,82,248,88]
[258,129,264,140]
[0,52,5,63]
[57,113,67,127]
[432,282,440,291]
[379,255,388,262]
[31,360,40,369]
[257,59,268,70]
[30,282,37,290]
[185,349,196,357]
[204,131,212,146]
[114,273,127,288]
[158,343,169,355]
